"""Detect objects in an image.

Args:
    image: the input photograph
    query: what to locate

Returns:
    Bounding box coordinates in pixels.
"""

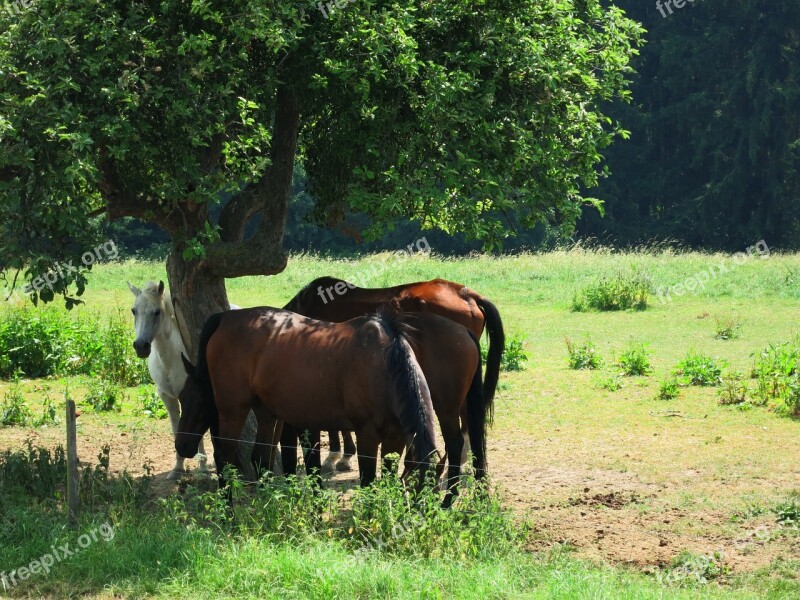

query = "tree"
[579,0,800,250]
[1,0,643,355]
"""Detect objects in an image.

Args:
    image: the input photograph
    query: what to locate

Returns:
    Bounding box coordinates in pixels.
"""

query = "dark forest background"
[110,1,799,258]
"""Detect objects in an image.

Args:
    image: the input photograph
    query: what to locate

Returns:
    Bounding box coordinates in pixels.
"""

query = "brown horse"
[175,308,443,489]
[280,276,503,473]
[281,308,486,504]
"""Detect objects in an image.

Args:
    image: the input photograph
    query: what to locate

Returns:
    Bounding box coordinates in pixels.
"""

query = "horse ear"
[181,353,195,375]
[158,280,165,295]
[127,281,142,297]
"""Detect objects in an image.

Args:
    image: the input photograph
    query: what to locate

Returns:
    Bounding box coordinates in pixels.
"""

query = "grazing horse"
[175,308,442,491]
[234,303,488,505]
[128,280,209,479]
[281,276,504,473]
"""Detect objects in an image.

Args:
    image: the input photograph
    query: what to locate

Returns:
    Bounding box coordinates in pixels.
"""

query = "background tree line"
[579,0,800,251]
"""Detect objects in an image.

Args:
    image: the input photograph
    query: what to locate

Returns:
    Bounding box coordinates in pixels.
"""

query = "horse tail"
[473,293,504,425]
[380,313,438,471]
[466,331,488,478]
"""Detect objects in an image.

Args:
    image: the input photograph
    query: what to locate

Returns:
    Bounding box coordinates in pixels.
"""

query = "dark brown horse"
[175,308,442,489]
[280,276,503,473]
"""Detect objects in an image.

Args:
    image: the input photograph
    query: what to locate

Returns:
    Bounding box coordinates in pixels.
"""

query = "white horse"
[128,280,209,479]
[128,280,277,480]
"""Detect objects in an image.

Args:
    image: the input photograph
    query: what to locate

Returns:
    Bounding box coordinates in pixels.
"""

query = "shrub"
[0,309,74,378]
[349,458,522,559]
[33,393,59,427]
[501,335,528,371]
[752,338,800,415]
[655,379,680,401]
[571,270,651,312]
[617,341,652,376]
[0,308,150,385]
[481,334,529,372]
[659,550,730,585]
[565,336,604,370]
[718,372,748,406]
[774,496,800,526]
[95,311,151,386]
[136,386,167,419]
[714,317,741,340]
[0,381,31,426]
[85,379,124,412]
[0,442,67,500]
[674,352,725,386]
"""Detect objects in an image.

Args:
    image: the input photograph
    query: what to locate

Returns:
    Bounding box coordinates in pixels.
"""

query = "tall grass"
[0,308,149,385]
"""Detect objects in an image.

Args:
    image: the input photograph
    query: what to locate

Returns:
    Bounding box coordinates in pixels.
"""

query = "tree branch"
[97,147,181,233]
[206,85,300,277]
[217,179,263,243]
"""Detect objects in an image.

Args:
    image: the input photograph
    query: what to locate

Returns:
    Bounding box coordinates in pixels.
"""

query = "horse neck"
[151,293,185,360]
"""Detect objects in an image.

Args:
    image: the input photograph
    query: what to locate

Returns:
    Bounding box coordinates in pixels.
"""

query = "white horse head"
[128,280,174,359]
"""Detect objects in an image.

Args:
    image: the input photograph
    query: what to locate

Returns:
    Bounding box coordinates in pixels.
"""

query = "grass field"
[1,248,799,598]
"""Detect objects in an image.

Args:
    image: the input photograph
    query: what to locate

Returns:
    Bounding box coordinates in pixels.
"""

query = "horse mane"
[376,309,438,468]
[283,276,351,312]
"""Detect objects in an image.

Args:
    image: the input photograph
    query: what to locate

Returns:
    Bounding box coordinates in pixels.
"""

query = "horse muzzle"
[133,340,151,358]
[175,437,199,459]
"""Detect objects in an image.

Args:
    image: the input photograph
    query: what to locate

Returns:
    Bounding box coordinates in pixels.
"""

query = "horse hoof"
[335,457,353,472]
[322,451,342,474]
[167,469,186,480]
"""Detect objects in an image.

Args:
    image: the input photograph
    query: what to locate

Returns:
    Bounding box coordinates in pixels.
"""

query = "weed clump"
[565,336,604,370]
[571,270,650,312]
[617,341,652,376]
[674,352,725,386]
[752,338,800,415]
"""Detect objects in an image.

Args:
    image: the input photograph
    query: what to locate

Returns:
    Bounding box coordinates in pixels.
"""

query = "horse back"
[288,277,485,338]
[204,307,394,431]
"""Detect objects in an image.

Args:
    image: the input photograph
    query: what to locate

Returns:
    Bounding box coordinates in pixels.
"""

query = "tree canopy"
[1,0,643,343]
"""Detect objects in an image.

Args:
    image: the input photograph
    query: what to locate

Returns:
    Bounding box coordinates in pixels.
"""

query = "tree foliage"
[1,0,643,307]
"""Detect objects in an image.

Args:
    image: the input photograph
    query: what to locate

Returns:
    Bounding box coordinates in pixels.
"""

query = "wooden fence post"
[66,399,79,524]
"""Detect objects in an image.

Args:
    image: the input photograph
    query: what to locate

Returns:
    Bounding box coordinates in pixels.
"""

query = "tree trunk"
[166,249,257,479]
[166,250,230,361]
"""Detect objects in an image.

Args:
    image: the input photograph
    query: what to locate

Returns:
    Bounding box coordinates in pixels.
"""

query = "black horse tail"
[466,331,488,478]
[380,313,438,471]
[473,294,504,425]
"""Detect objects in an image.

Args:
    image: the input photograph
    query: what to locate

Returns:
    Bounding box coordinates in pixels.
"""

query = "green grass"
[2,248,800,598]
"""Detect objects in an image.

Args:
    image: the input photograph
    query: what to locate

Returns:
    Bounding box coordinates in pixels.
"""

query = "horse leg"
[196,436,209,475]
[213,403,253,489]
[250,404,280,479]
[300,429,323,487]
[280,423,299,477]
[355,429,380,487]
[159,388,186,480]
[440,415,464,509]
[321,430,342,474]
[459,402,471,469]
[336,431,356,472]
